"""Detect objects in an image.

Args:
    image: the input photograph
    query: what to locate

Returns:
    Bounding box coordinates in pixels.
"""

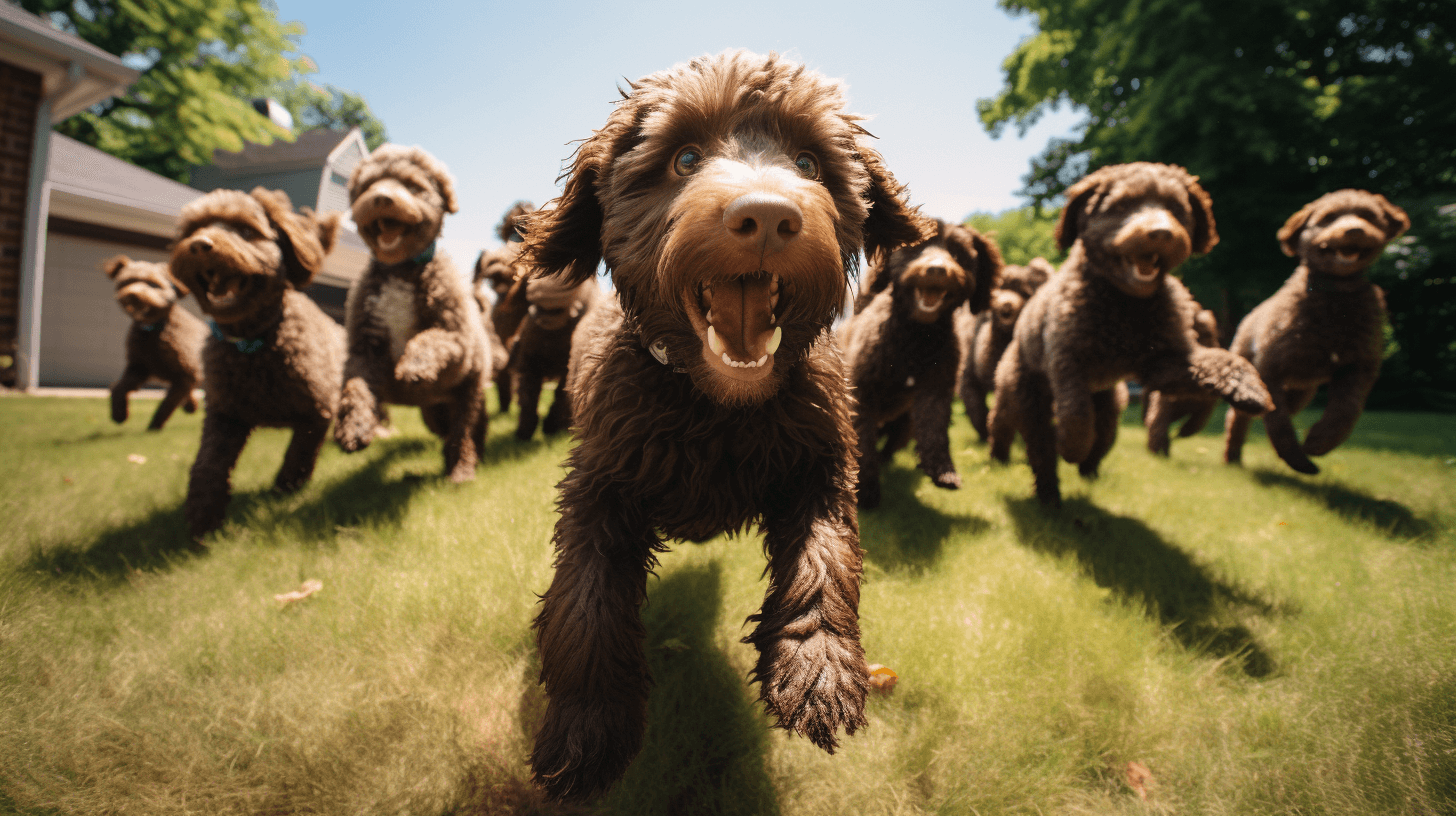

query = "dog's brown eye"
[674,146,703,176]
[236,226,257,240]
[794,152,819,180]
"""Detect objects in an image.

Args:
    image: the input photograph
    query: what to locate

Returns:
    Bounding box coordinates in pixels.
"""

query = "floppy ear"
[1183,172,1219,255]
[251,187,331,288]
[1055,172,1105,251]
[855,142,936,266]
[852,251,894,313]
[420,150,460,215]
[164,264,190,298]
[1277,201,1317,258]
[1375,193,1411,241]
[1024,256,1055,289]
[101,255,130,279]
[962,228,1004,315]
[519,123,626,288]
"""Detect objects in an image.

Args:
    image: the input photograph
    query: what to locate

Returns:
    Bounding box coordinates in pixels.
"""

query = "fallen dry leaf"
[1125,760,1154,801]
[867,663,898,695]
[275,579,323,608]
[127,454,146,464]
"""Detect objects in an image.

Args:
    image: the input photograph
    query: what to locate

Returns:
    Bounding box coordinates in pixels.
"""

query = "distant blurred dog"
[522,50,931,801]
[1143,296,1221,455]
[1223,189,1409,473]
[841,219,1001,507]
[510,273,600,440]
[169,188,342,541]
[334,145,490,482]
[988,162,1272,505]
[103,255,206,430]
[473,201,535,413]
[956,256,1053,441]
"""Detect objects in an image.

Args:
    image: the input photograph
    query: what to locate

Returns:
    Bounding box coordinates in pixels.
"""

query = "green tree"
[271,77,388,151]
[966,206,1064,267]
[21,0,309,181]
[979,0,1456,407]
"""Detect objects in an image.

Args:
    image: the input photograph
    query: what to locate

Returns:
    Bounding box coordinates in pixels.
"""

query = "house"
[2,3,371,389]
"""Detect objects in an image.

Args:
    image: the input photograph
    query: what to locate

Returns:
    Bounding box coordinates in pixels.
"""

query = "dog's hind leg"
[1223,407,1252,465]
[515,372,543,441]
[541,381,572,436]
[110,362,149,424]
[186,413,253,541]
[274,417,329,493]
[148,380,193,431]
[963,375,990,442]
[1144,391,1173,455]
[441,382,483,482]
[1302,364,1376,457]
[1264,388,1319,474]
[750,496,868,754]
[911,388,960,489]
[1021,373,1062,505]
[1177,398,1216,439]
[494,367,513,414]
[532,481,659,802]
[1078,386,1122,478]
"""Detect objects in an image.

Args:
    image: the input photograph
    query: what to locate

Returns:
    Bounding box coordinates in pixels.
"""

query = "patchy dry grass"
[1,394,1453,815]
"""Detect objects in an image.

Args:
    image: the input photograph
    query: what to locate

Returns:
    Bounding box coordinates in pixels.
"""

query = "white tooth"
[722,352,733,366]
[766,326,782,355]
[706,309,714,324]
[707,325,724,354]
[757,354,767,366]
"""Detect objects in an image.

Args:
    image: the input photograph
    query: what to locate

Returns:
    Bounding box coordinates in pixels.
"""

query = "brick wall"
[0,61,41,387]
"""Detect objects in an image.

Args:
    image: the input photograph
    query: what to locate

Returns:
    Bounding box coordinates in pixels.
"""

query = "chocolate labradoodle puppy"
[521,50,931,801]
[103,255,206,430]
[956,256,1054,441]
[334,145,491,483]
[1143,297,1221,455]
[473,200,536,413]
[841,219,1001,507]
[1223,189,1409,474]
[169,188,343,541]
[988,162,1273,505]
[509,273,600,440]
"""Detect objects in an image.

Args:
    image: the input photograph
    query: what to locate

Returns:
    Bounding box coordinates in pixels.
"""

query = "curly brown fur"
[170,188,344,541]
[1144,298,1221,455]
[510,274,601,440]
[1223,189,1408,474]
[474,201,537,413]
[956,256,1053,441]
[334,145,490,482]
[520,50,933,802]
[103,255,206,430]
[987,162,1273,506]
[842,219,1001,507]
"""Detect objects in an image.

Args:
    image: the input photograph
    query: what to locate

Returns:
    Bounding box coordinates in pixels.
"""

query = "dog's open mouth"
[1130,252,1163,281]
[1325,243,1374,267]
[198,270,252,313]
[370,217,412,252]
[686,271,782,381]
[912,286,948,321]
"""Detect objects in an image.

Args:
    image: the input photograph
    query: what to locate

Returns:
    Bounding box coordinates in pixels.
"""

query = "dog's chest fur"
[367,276,419,360]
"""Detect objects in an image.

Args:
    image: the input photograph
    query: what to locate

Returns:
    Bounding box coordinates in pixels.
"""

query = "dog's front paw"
[755,631,869,753]
[1301,418,1349,457]
[393,351,444,384]
[928,469,961,490]
[334,408,376,453]
[531,696,645,803]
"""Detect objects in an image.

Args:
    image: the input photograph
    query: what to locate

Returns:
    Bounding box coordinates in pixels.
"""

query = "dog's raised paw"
[755,631,869,753]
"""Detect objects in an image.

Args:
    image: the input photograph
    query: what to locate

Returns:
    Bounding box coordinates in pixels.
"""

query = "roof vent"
[251,98,293,130]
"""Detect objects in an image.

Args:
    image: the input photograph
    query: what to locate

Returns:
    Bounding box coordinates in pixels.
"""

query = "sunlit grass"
[1,394,1453,815]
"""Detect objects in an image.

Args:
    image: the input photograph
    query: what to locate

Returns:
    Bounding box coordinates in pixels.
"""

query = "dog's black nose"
[190,237,213,254]
[724,193,802,257]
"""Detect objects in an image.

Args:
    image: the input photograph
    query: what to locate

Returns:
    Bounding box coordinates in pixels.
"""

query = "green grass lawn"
[1,393,1453,815]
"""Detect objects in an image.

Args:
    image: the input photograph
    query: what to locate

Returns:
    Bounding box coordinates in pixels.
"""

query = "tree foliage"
[22,0,311,181]
[271,78,389,151]
[966,206,1064,267]
[980,0,1456,407]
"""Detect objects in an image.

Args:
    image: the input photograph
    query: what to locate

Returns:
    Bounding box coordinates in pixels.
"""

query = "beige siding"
[37,232,202,387]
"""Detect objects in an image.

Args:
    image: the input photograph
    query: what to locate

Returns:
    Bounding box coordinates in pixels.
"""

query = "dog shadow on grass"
[1248,469,1436,541]
[860,463,991,574]
[1006,497,1285,678]
[514,562,780,816]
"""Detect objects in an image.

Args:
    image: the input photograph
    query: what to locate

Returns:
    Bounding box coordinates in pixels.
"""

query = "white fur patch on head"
[370,277,418,360]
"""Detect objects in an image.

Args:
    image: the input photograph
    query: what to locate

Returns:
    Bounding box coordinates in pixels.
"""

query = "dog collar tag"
[648,339,670,366]
[138,322,162,332]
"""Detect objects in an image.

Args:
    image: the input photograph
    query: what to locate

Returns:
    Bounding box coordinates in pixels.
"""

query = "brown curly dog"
[841,219,1001,507]
[509,273,600,440]
[1223,189,1409,474]
[103,255,206,430]
[169,188,343,541]
[988,162,1273,505]
[520,50,931,801]
[956,256,1054,441]
[334,145,490,483]
[473,201,535,413]
[1144,295,1221,455]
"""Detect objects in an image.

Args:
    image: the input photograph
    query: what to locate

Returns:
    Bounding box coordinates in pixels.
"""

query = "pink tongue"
[709,274,774,358]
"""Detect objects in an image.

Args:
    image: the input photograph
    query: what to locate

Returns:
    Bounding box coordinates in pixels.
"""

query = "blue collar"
[412,241,437,265]
[138,322,162,332]
[210,320,269,354]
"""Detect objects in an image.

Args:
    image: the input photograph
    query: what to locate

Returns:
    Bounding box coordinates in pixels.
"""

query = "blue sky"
[273,0,1081,266]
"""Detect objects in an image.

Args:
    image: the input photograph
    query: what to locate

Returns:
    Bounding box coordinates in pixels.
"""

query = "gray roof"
[205,128,360,174]
[48,132,202,220]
